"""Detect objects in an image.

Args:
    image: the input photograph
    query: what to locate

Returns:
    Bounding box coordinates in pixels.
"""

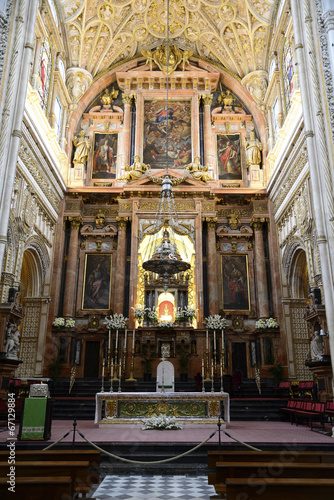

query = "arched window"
[38,38,52,112]
[282,39,294,112]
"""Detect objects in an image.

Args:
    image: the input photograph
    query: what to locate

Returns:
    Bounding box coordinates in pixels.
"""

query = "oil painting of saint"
[92,133,118,179]
[222,255,250,311]
[143,99,192,169]
[217,134,242,180]
[82,254,112,310]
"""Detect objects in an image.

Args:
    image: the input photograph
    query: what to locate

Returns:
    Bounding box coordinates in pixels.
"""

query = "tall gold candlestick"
[205,349,211,381]
[113,349,118,380]
[126,348,137,381]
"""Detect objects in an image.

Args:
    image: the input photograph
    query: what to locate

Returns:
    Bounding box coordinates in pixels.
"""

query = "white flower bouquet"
[131,304,146,320]
[266,317,279,329]
[255,318,267,330]
[205,314,227,330]
[142,414,183,430]
[145,307,158,322]
[158,320,175,329]
[52,317,65,328]
[104,313,128,330]
[175,306,196,322]
[65,318,75,329]
[183,306,196,319]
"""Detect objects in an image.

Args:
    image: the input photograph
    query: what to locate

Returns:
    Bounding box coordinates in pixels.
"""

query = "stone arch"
[282,237,308,297]
[21,237,50,297]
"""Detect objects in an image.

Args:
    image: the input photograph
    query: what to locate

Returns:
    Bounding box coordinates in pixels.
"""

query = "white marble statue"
[310,331,323,361]
[5,323,20,360]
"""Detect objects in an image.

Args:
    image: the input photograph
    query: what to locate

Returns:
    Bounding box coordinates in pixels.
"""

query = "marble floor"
[89,475,216,500]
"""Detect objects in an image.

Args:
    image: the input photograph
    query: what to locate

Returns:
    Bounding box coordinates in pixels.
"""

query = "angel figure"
[141,49,154,71]
[181,50,193,70]
[184,156,213,183]
[101,87,119,110]
[120,155,150,182]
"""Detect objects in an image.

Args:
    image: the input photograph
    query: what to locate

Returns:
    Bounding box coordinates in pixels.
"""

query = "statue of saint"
[120,155,150,182]
[73,130,91,166]
[218,89,234,108]
[5,323,20,360]
[101,87,119,110]
[184,157,213,182]
[310,331,323,361]
[244,131,262,169]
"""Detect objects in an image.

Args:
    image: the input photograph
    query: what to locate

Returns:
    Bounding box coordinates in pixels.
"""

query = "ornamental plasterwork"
[60,0,275,79]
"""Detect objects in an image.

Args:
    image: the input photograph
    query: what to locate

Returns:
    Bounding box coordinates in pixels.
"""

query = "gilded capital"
[123,94,134,106]
[116,216,131,230]
[201,94,213,106]
[251,217,267,232]
[203,217,218,231]
[68,216,82,230]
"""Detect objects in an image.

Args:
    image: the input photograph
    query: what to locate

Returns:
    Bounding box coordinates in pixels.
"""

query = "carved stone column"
[114,217,128,314]
[206,217,218,315]
[251,218,269,318]
[201,94,214,170]
[63,217,81,318]
[122,94,133,167]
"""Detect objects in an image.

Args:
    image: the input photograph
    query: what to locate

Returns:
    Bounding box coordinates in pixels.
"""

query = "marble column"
[63,217,81,318]
[251,218,269,318]
[122,94,133,167]
[114,217,127,314]
[202,94,214,169]
[206,217,219,315]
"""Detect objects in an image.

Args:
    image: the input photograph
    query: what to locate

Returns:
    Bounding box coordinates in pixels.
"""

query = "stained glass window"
[54,97,62,141]
[282,39,294,112]
[38,38,52,112]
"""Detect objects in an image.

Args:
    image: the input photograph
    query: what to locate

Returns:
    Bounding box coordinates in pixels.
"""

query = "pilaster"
[63,216,81,318]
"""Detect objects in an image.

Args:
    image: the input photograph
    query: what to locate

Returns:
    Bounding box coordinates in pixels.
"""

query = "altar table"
[95,392,229,425]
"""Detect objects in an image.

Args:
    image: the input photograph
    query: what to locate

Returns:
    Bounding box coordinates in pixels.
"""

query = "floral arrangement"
[104,313,128,330]
[65,318,75,329]
[255,318,267,330]
[52,317,75,329]
[142,414,183,430]
[145,307,158,323]
[158,320,175,329]
[255,318,279,330]
[205,315,227,330]
[52,317,65,328]
[267,318,279,329]
[175,306,196,322]
[131,304,146,320]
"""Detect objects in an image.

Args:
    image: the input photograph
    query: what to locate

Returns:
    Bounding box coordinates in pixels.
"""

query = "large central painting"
[222,254,250,311]
[217,134,242,180]
[143,99,192,169]
[82,254,112,310]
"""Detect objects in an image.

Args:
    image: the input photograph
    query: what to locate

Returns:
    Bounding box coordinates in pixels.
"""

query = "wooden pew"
[225,477,334,500]
[0,460,92,496]
[0,476,73,500]
[216,461,334,483]
[0,449,100,470]
[208,450,334,485]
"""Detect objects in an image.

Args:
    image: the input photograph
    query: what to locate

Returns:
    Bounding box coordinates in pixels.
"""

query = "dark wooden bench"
[0,460,92,496]
[325,401,334,424]
[0,476,73,500]
[0,449,100,469]
[208,449,334,485]
[225,477,334,500]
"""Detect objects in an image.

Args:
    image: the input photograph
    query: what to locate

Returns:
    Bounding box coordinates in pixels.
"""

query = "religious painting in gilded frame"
[217,134,242,180]
[82,254,112,310]
[143,98,192,169]
[221,254,250,311]
[92,133,118,179]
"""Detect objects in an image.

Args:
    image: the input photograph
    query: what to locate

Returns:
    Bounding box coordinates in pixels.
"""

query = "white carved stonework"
[241,70,268,105]
[16,301,41,378]
[66,67,93,103]
[291,305,312,380]
[315,0,334,146]
[0,0,14,84]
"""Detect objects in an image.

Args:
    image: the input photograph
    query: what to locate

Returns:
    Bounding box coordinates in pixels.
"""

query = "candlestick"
[101,358,105,393]
[102,358,105,376]
[205,349,211,381]
[126,348,137,382]
[108,329,111,351]
[220,358,223,377]
[206,329,208,350]
[132,329,135,350]
[110,359,113,392]
[124,329,127,349]
[115,329,119,350]
[214,330,216,351]
[201,358,204,378]
[211,359,213,378]
[118,358,122,392]
[221,329,224,350]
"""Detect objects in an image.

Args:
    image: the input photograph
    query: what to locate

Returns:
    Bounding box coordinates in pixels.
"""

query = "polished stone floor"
[89,475,216,500]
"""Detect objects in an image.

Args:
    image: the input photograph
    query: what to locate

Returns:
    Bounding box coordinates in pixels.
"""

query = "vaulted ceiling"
[60,0,276,79]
